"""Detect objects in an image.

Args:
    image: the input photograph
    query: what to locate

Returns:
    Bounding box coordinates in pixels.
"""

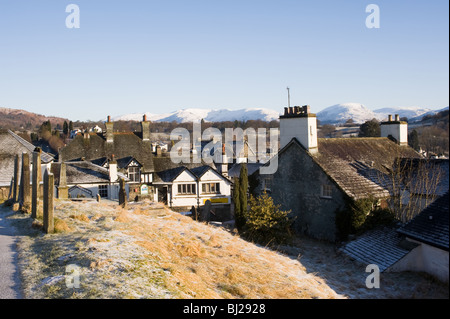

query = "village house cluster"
[0,105,448,282]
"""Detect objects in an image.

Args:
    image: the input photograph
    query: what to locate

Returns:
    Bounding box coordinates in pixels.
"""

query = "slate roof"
[199,139,256,158]
[59,132,154,173]
[228,163,264,179]
[399,158,449,197]
[152,153,227,184]
[0,130,54,163]
[397,192,449,251]
[264,137,422,200]
[340,227,412,272]
[313,138,421,200]
[152,153,216,183]
[0,130,54,186]
[51,161,129,185]
[154,166,188,183]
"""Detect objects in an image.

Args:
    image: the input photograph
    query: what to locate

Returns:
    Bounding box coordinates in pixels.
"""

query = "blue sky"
[0,0,448,121]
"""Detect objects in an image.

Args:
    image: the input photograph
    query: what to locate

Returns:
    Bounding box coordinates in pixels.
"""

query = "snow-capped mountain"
[373,106,436,122]
[406,106,448,122]
[112,108,281,123]
[111,104,447,125]
[317,103,442,124]
[317,103,380,124]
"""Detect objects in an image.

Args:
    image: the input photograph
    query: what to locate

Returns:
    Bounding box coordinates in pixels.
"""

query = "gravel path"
[0,206,23,299]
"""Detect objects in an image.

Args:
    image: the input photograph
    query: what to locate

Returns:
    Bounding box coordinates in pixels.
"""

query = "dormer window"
[128,166,140,182]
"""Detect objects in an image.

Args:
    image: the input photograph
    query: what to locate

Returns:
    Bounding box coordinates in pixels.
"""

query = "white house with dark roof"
[50,161,129,201]
[152,164,231,211]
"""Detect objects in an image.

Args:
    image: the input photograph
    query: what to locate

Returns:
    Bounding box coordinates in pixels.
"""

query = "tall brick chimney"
[105,115,114,143]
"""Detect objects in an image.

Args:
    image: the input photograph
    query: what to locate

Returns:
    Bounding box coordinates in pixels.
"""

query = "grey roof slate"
[59,132,154,173]
[51,161,129,185]
[263,137,422,200]
[340,227,411,272]
[397,192,449,251]
[0,130,54,186]
[228,163,263,178]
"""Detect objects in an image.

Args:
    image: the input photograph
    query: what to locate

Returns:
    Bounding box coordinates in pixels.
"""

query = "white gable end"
[174,170,197,183]
[199,169,229,183]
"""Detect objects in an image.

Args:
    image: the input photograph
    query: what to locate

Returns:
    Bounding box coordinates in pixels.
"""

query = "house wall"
[67,183,128,201]
[256,142,347,241]
[170,169,231,208]
[171,170,198,207]
[389,239,449,283]
[198,169,231,205]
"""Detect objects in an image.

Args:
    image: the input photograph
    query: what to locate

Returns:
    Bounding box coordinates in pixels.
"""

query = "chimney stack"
[105,115,114,143]
[221,143,228,177]
[156,145,162,157]
[381,114,408,145]
[141,114,151,142]
[109,154,118,182]
[280,104,318,152]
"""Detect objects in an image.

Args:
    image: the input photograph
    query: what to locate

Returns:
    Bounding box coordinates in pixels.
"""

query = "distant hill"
[0,107,69,131]
[112,108,281,123]
[317,103,444,124]
[317,103,379,124]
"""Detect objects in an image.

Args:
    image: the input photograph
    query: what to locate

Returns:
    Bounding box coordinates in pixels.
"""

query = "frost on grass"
[10,199,447,299]
[10,199,343,299]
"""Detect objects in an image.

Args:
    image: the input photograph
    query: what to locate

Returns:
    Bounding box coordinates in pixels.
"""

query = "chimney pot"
[107,115,111,123]
[388,115,393,122]
[143,114,147,122]
[395,114,400,121]
[284,107,288,116]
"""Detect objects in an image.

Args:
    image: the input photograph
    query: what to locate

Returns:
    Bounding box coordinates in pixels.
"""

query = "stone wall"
[257,142,348,242]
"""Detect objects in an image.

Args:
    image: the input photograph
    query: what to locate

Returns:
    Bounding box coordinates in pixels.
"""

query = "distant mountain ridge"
[317,103,447,124]
[112,108,281,123]
[0,107,69,130]
[1,105,447,129]
[113,104,447,124]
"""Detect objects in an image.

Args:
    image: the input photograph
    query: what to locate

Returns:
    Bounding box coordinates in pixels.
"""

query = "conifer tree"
[232,176,241,223]
[246,191,293,245]
[235,163,248,231]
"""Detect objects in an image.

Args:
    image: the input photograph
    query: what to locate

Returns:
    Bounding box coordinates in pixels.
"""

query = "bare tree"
[382,157,443,223]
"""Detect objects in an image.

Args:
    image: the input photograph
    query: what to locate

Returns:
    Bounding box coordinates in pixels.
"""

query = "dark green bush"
[244,192,294,246]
